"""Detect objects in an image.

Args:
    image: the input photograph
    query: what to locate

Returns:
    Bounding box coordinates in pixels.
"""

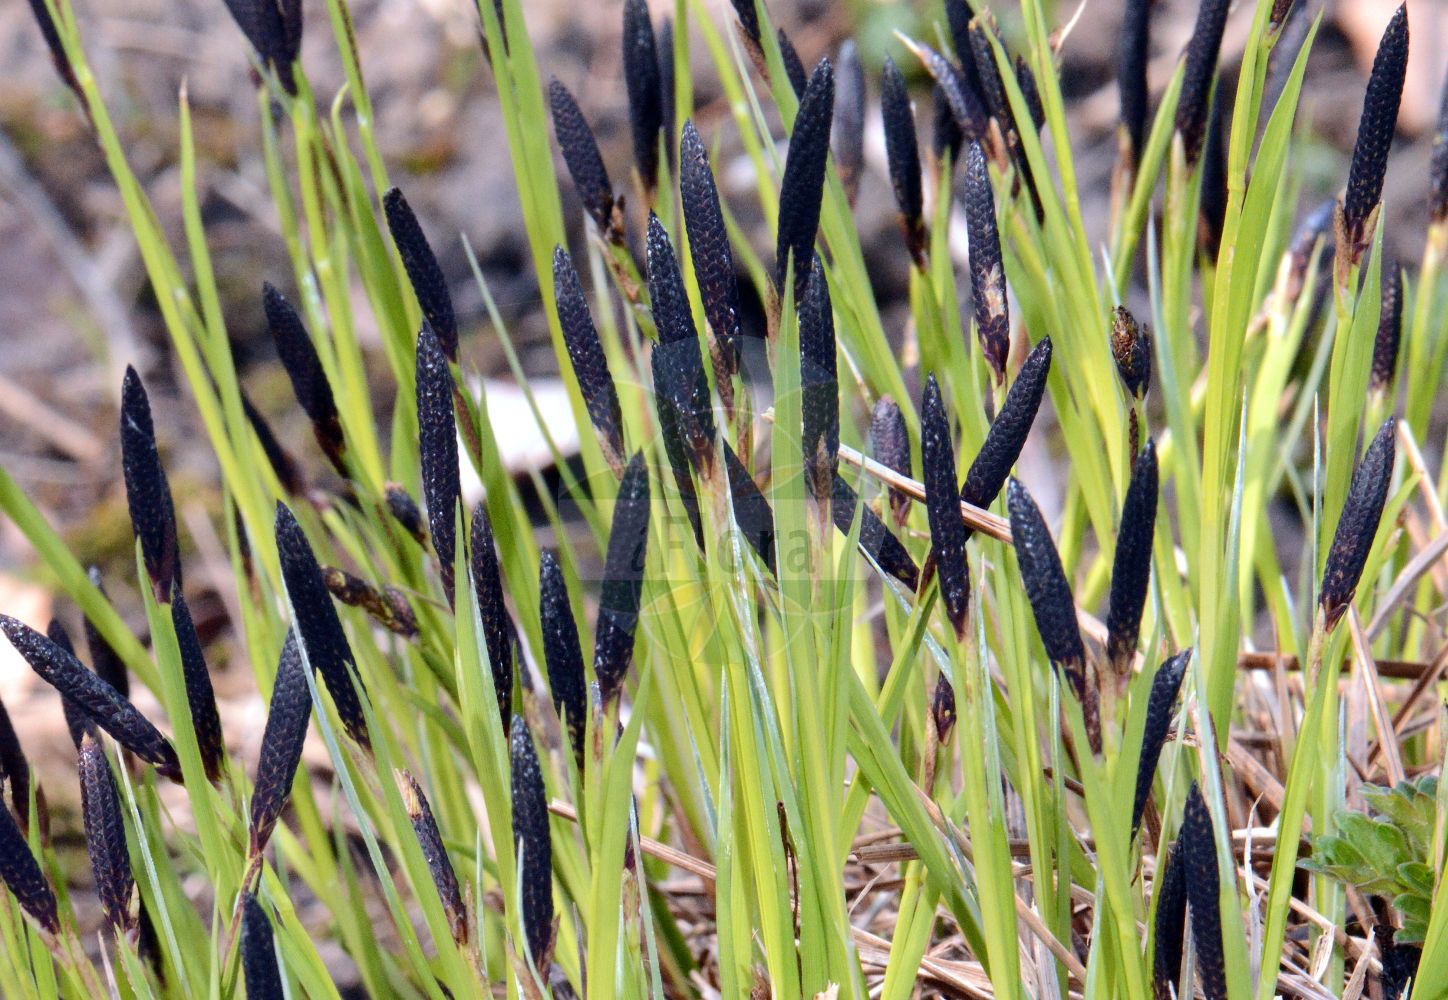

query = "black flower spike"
[962,143,1010,382]
[622,0,664,195]
[594,453,650,706]
[922,376,970,638]
[655,381,705,551]
[48,619,93,751]
[469,504,516,730]
[680,121,743,379]
[728,0,763,61]
[800,256,839,498]
[931,675,957,744]
[511,718,554,968]
[1431,70,1448,226]
[882,58,926,267]
[1107,441,1158,673]
[1320,420,1396,631]
[241,893,285,1000]
[647,214,716,473]
[120,366,181,604]
[24,0,80,99]
[932,83,965,170]
[870,397,912,527]
[1014,56,1045,133]
[552,249,625,472]
[241,392,306,496]
[417,323,462,607]
[385,483,429,545]
[249,631,311,860]
[1152,842,1187,999]
[1342,4,1408,258]
[0,800,59,935]
[1371,260,1403,392]
[830,474,919,590]
[1006,479,1099,751]
[1110,307,1152,400]
[1119,0,1152,163]
[263,283,347,477]
[322,568,419,638]
[84,568,129,701]
[723,442,777,576]
[549,80,621,240]
[0,615,180,778]
[967,18,1013,135]
[1174,0,1230,168]
[397,770,468,946]
[79,734,133,934]
[274,503,371,750]
[960,337,1052,520]
[775,59,834,300]
[923,47,990,146]
[384,188,459,361]
[220,0,303,95]
[539,551,587,770]
[777,30,809,98]
[1131,648,1190,840]
[172,592,225,783]
[1181,783,1228,1000]
[0,697,30,828]
[833,41,865,207]
[658,17,676,170]
[1199,94,1227,257]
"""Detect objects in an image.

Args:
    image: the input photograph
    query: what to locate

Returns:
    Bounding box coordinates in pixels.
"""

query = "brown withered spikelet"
[79,735,133,933]
[539,551,587,769]
[833,41,865,207]
[1343,3,1409,255]
[274,503,371,750]
[322,568,418,637]
[548,80,619,239]
[0,799,59,934]
[960,337,1051,518]
[249,631,311,859]
[1,615,180,778]
[1119,0,1152,162]
[220,0,303,95]
[552,248,625,470]
[680,121,743,377]
[594,453,650,705]
[384,188,459,360]
[24,0,81,98]
[931,675,957,744]
[241,393,306,496]
[1107,441,1158,672]
[470,504,516,731]
[1431,71,1448,225]
[622,0,664,194]
[777,30,808,98]
[922,376,970,638]
[1371,260,1403,391]
[1131,648,1189,840]
[881,58,926,266]
[800,256,839,497]
[1180,783,1228,999]
[397,770,468,945]
[241,892,285,1000]
[870,397,912,527]
[511,718,554,968]
[932,83,965,170]
[1320,420,1395,630]
[416,323,462,606]
[263,284,347,477]
[172,592,225,783]
[385,483,428,544]
[647,214,716,472]
[962,143,1010,382]
[1152,841,1187,1000]
[728,0,762,60]
[85,568,129,700]
[1110,306,1152,399]
[723,442,778,576]
[0,697,30,827]
[831,474,919,590]
[775,59,834,299]
[120,366,182,603]
[1174,0,1229,168]
[48,619,93,751]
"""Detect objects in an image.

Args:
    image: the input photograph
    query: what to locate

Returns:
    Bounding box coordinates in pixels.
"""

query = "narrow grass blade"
[171,592,225,783]
[622,0,663,194]
[120,366,181,603]
[962,142,1009,381]
[384,187,459,360]
[23,0,80,97]
[833,40,865,207]
[1342,4,1408,259]
[680,120,742,377]
[548,79,621,240]
[79,734,133,933]
[241,892,284,999]
[922,375,969,638]
[1319,419,1395,630]
[881,57,925,266]
[869,396,912,526]
[960,337,1051,516]
[263,283,346,477]
[248,631,310,859]
[539,550,586,770]
[553,246,625,469]
[1174,0,1229,167]
[1181,783,1228,999]
[417,322,462,606]
[397,770,468,946]
[1107,440,1158,673]
[594,452,649,706]
[1131,649,1189,840]
[775,59,834,299]
[470,503,516,729]
[0,798,59,934]
[511,717,554,968]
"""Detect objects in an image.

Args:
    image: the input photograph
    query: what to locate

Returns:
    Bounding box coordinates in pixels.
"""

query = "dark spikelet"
[220,0,303,95]
[1371,260,1403,391]
[655,390,704,550]
[881,58,926,266]
[833,41,865,207]
[0,800,58,934]
[549,80,619,238]
[0,697,29,828]
[831,474,919,590]
[417,323,462,607]
[647,214,716,472]
[930,675,957,744]
[1320,420,1396,630]
[1131,649,1189,840]
[1119,0,1152,161]
[594,453,650,705]
[967,19,1014,137]
[385,483,429,544]
[1430,71,1448,225]
[622,0,664,194]
[800,256,839,496]
[470,504,516,730]
[48,619,93,751]
[1110,307,1152,399]
[1174,0,1230,168]
[962,143,1010,382]
[918,44,989,145]
[84,569,129,700]
[539,551,587,769]
[1269,0,1295,32]
[241,893,284,1000]
[1152,842,1187,999]
[658,17,676,170]
[1014,56,1045,132]
[680,121,743,377]
[241,393,306,496]
[263,284,346,477]
[511,718,554,968]
[775,59,834,298]
[1107,441,1158,671]
[1,616,180,778]
[384,188,458,361]
[274,503,370,750]
[723,442,777,576]
[249,631,311,859]
[960,337,1051,516]
[870,396,912,527]
[945,0,978,80]
[79,735,132,933]
[728,0,762,58]
[1199,94,1227,257]
[932,83,965,169]
[322,568,418,637]
[172,593,225,783]
[1285,199,1336,301]
[120,366,182,603]
[777,30,808,98]
[24,0,80,98]
[551,249,625,471]
[1181,783,1228,1000]
[1343,4,1409,253]
[397,770,467,945]
[922,376,970,638]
